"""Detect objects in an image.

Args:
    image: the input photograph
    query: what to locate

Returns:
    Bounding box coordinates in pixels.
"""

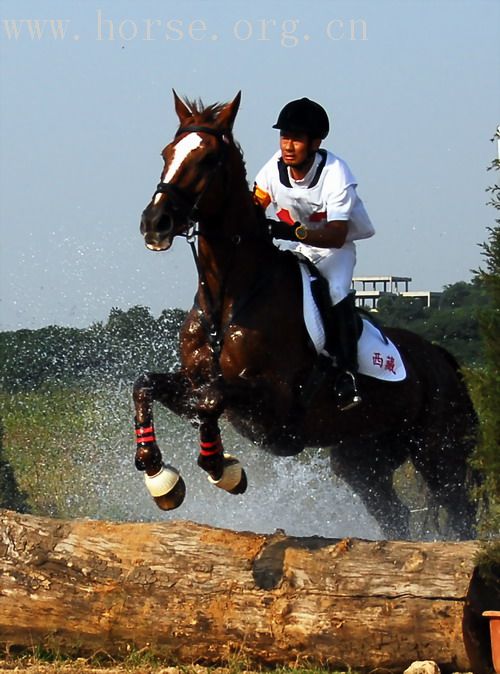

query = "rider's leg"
[326,294,362,409]
[316,244,361,410]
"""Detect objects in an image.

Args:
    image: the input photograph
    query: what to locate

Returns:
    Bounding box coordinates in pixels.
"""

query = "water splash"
[85,386,382,539]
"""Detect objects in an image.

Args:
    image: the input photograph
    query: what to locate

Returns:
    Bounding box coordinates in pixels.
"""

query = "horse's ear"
[172,89,192,124]
[217,91,241,132]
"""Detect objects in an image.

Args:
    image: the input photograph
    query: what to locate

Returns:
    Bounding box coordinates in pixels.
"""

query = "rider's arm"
[299,183,355,247]
[267,218,348,247]
[268,184,355,246]
[296,221,348,248]
[253,183,271,209]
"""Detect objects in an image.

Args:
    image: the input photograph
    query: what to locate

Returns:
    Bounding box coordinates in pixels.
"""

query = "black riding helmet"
[272,98,330,139]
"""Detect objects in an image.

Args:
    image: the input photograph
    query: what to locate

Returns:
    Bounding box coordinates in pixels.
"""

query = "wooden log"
[0,509,494,673]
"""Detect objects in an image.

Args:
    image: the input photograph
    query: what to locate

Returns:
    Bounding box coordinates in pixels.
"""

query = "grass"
[0,659,356,674]
[0,385,101,517]
[0,645,357,674]
[0,383,136,519]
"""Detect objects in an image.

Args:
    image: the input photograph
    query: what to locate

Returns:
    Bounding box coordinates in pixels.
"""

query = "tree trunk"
[0,510,495,673]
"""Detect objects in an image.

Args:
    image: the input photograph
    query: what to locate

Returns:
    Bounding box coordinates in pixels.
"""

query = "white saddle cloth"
[299,263,407,382]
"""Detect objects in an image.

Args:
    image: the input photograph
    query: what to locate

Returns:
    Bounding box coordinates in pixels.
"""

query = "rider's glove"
[268,219,307,241]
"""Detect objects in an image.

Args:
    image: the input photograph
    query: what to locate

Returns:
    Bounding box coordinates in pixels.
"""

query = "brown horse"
[134,91,478,539]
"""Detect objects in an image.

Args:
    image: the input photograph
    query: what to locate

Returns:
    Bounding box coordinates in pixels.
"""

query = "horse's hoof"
[228,468,247,495]
[208,454,247,494]
[154,476,186,511]
[145,464,186,511]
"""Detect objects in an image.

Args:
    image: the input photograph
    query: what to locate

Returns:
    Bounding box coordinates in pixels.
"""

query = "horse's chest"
[219,327,260,375]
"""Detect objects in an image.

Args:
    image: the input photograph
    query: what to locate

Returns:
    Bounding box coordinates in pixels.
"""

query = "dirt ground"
[0,665,290,674]
[0,665,241,674]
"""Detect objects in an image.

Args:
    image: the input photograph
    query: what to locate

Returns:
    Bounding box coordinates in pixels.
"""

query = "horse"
[134,90,479,540]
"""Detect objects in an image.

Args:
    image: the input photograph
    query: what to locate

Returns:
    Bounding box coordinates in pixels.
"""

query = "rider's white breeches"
[313,242,357,306]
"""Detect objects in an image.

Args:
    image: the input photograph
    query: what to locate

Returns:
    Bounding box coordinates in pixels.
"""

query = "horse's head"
[140,90,241,251]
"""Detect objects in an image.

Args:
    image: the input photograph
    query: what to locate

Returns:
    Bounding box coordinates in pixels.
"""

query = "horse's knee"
[196,383,225,417]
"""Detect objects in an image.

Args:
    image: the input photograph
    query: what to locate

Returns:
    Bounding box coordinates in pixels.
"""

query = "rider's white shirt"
[254,149,375,261]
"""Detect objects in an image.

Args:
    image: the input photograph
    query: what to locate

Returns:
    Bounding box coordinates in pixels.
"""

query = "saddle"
[295,256,407,384]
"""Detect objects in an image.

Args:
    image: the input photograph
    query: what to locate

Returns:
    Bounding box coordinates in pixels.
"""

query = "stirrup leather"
[336,370,362,411]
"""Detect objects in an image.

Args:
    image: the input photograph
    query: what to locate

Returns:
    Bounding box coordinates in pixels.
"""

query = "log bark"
[0,509,494,673]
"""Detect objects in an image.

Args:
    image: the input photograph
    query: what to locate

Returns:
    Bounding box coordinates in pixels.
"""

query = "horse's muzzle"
[140,207,174,251]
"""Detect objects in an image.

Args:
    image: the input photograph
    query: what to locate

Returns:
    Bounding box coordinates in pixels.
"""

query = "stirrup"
[336,370,362,411]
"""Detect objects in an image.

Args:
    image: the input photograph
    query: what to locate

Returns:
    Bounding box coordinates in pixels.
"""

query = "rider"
[253,97,375,410]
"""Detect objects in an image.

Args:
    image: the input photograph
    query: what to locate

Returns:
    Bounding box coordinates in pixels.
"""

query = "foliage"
[475,540,500,596]
[0,379,152,519]
[0,303,185,518]
[376,279,490,366]
[0,385,100,517]
[0,417,30,512]
[466,134,500,537]
[0,306,186,393]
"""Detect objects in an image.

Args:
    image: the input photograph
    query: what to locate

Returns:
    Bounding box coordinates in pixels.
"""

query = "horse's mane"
[179,96,250,183]
[182,98,226,125]
[179,97,275,244]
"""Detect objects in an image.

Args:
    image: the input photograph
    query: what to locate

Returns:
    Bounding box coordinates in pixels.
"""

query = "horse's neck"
[195,143,278,315]
[196,191,273,316]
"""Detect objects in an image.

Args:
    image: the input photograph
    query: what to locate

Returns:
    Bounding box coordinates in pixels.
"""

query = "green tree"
[0,307,187,392]
[468,130,500,536]
[440,279,489,309]
[376,281,488,365]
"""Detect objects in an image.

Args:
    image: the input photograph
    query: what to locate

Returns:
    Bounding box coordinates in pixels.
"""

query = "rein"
[161,123,235,360]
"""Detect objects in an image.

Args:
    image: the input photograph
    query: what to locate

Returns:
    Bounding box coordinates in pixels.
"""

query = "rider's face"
[279,131,320,167]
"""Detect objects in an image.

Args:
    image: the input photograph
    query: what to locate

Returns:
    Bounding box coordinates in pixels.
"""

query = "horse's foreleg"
[133,372,190,510]
[194,383,247,495]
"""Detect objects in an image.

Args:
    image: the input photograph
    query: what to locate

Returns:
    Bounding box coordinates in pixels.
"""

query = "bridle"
[148,123,272,370]
[151,124,228,229]
[151,124,236,358]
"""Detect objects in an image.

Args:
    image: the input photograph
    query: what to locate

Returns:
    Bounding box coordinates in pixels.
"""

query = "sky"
[0,0,499,330]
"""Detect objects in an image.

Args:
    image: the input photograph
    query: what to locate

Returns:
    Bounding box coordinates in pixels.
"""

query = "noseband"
[152,125,228,223]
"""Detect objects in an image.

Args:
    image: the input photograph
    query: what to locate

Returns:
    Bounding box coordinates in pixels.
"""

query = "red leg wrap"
[199,436,223,457]
[135,424,157,445]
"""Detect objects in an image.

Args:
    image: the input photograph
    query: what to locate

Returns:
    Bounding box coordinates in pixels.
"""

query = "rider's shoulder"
[322,150,357,186]
[322,149,350,169]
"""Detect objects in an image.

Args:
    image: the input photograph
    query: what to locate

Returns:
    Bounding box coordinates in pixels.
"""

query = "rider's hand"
[268,220,307,241]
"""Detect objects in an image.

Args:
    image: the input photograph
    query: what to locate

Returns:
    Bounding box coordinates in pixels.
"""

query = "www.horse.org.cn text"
[1,14,368,46]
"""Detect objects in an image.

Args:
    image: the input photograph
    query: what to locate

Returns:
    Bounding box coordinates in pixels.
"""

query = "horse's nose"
[140,203,163,235]
[140,204,173,250]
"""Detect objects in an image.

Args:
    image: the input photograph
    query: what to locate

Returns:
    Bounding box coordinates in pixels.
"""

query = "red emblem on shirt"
[276,208,295,225]
[309,211,327,222]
